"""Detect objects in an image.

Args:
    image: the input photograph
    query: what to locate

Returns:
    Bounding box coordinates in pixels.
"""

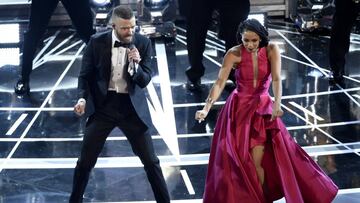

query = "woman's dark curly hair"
[236,18,269,48]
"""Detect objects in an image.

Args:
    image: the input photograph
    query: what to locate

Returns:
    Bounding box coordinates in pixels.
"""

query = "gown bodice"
[235,45,271,96]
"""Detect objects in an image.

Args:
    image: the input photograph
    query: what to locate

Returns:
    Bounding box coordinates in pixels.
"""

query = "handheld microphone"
[128,44,137,75]
[128,44,136,65]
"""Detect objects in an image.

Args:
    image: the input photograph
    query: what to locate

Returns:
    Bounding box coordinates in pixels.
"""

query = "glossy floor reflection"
[0,17,360,202]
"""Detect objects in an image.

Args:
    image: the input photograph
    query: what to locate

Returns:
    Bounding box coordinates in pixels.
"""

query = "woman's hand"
[271,102,283,121]
[195,109,209,123]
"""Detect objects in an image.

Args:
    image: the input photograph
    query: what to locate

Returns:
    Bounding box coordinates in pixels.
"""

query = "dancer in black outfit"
[329,0,360,84]
[15,0,95,94]
[185,0,250,91]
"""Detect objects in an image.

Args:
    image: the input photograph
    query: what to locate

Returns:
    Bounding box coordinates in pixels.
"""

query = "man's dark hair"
[112,5,134,20]
[236,18,269,48]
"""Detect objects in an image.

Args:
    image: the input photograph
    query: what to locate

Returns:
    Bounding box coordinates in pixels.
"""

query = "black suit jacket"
[77,30,153,128]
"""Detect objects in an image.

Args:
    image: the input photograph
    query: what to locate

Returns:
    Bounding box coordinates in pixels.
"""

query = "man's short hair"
[112,5,134,20]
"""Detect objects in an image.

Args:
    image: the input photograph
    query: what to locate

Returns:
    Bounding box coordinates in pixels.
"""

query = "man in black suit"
[14,0,95,95]
[184,0,250,91]
[69,6,170,203]
[329,0,360,84]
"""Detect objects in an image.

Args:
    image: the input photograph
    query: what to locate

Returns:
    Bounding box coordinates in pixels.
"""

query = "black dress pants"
[21,0,95,82]
[329,0,360,77]
[185,0,249,82]
[69,93,170,203]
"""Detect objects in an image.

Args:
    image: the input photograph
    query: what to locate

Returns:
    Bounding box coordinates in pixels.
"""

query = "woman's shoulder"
[265,42,279,52]
[225,45,242,68]
[228,45,242,57]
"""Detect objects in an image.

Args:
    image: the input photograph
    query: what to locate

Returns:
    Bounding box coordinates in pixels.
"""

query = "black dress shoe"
[14,79,30,94]
[186,79,203,92]
[328,71,344,86]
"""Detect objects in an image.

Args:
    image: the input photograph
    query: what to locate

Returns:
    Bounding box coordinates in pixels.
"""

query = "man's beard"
[121,35,133,43]
[115,31,133,43]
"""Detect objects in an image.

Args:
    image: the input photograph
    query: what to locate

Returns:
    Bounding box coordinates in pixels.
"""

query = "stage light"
[0,48,20,66]
[144,0,169,10]
[247,13,266,26]
[150,11,162,17]
[91,0,111,6]
[0,24,19,43]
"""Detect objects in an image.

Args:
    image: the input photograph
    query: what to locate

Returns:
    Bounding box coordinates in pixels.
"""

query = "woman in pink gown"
[195,19,338,203]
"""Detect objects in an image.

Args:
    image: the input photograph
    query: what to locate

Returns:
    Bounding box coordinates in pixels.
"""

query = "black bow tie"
[114,41,129,48]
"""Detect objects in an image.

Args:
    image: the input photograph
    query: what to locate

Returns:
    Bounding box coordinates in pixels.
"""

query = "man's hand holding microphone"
[127,45,141,76]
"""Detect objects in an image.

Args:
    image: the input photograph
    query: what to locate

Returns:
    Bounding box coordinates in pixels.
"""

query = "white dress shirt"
[77,31,130,105]
[108,30,129,93]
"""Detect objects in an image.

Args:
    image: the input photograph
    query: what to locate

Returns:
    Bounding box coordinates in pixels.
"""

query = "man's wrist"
[78,98,86,105]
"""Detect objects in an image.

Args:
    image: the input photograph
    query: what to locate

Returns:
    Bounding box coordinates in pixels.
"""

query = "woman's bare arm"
[268,43,284,120]
[195,46,241,121]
